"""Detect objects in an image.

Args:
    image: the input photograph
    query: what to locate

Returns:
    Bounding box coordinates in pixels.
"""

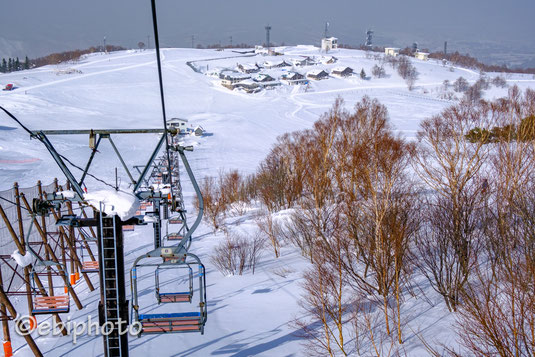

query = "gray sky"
[1,0,535,67]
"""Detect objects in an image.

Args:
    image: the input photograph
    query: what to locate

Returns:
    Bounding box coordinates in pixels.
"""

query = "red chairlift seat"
[123,225,135,231]
[81,261,99,273]
[158,292,192,303]
[138,312,202,334]
[168,218,183,225]
[32,295,70,315]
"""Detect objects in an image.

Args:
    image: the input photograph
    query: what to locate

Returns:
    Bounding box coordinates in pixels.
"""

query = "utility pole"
[444,41,448,55]
[230,36,233,48]
[103,36,107,54]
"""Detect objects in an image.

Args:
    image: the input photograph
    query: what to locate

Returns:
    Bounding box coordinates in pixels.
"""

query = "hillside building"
[321,37,338,52]
[263,60,291,69]
[320,56,338,64]
[385,47,400,57]
[331,66,353,77]
[281,71,307,85]
[307,69,329,80]
[237,63,261,73]
[414,52,429,61]
[168,118,189,133]
[220,71,251,89]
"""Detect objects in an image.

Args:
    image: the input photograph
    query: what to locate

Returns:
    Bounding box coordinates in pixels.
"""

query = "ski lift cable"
[150,0,175,208]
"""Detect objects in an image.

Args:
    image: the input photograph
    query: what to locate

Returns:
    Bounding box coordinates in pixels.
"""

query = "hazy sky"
[1,0,534,67]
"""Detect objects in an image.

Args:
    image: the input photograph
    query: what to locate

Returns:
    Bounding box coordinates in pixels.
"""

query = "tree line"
[0,56,30,73]
[0,45,126,73]
[200,87,535,356]
[340,43,535,75]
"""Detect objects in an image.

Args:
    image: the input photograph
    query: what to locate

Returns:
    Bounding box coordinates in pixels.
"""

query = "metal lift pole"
[97,207,129,357]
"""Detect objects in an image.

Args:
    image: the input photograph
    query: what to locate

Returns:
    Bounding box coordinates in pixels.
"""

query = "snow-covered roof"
[221,71,251,79]
[263,60,290,67]
[238,79,260,86]
[282,71,304,80]
[253,73,274,82]
[332,66,353,73]
[320,56,337,63]
[307,69,328,76]
[239,63,258,70]
[168,117,188,124]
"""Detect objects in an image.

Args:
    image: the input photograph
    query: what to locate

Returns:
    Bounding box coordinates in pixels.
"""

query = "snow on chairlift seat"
[32,295,70,315]
[158,291,192,303]
[81,261,99,273]
[168,217,183,225]
[138,312,203,334]
[167,233,183,240]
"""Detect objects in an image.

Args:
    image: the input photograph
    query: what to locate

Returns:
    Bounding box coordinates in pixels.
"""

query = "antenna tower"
[365,29,373,48]
[265,25,271,50]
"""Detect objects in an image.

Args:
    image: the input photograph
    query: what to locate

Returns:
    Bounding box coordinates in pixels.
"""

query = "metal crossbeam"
[30,129,174,135]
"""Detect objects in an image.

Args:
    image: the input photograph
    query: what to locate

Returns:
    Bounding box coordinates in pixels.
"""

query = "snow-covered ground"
[0,46,534,356]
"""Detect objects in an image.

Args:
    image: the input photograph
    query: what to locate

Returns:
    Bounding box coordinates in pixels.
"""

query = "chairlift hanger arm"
[34,132,85,198]
[171,145,204,252]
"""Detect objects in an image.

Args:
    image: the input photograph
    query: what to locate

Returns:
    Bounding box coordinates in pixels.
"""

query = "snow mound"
[11,250,33,267]
[84,189,139,221]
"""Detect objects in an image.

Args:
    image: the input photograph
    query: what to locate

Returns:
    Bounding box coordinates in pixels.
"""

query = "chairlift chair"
[30,263,71,315]
[155,264,193,303]
[24,219,71,315]
[77,229,99,273]
[165,213,188,242]
[130,247,207,335]
[168,215,183,225]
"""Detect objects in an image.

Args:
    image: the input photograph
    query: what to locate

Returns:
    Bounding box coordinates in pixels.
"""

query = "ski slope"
[0,46,534,356]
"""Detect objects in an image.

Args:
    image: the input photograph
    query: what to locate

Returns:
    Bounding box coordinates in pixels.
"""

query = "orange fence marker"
[3,340,13,357]
[29,316,37,331]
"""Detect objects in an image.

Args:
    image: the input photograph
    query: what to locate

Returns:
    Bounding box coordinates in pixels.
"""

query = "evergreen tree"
[15,57,20,71]
[360,68,367,79]
[8,58,12,72]
[24,56,30,70]
[0,58,6,73]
